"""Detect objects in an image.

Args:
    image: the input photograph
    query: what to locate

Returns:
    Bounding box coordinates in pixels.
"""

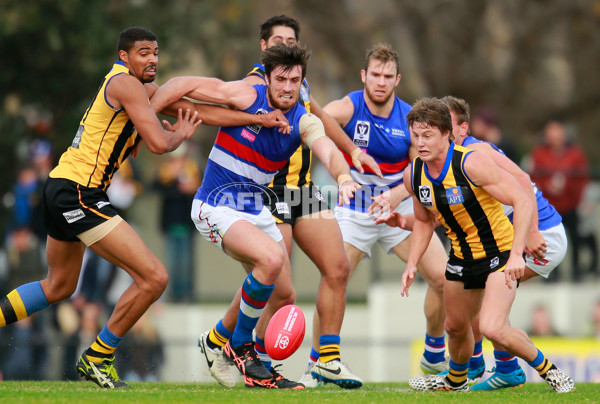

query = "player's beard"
[267,87,298,112]
[365,85,394,107]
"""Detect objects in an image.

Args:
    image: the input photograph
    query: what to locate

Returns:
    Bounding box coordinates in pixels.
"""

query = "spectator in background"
[154,143,200,302]
[470,107,519,163]
[529,118,590,282]
[577,182,599,278]
[592,299,600,339]
[528,305,558,337]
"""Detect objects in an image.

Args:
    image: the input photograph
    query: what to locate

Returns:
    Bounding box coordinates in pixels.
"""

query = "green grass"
[0,382,596,404]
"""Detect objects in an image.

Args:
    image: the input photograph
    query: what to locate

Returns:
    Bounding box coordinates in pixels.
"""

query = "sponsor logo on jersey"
[446,186,464,205]
[241,128,256,142]
[275,202,290,214]
[391,128,406,137]
[246,109,268,134]
[314,190,325,201]
[63,209,85,223]
[95,201,111,210]
[419,185,433,207]
[490,256,500,269]
[447,263,463,276]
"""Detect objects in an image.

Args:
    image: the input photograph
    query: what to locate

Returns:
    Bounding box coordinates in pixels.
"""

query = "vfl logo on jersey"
[490,256,500,269]
[300,85,310,105]
[447,263,463,276]
[63,209,85,224]
[95,201,111,210]
[353,120,370,147]
[72,125,84,149]
[246,109,268,134]
[446,187,464,205]
[419,185,433,207]
[314,190,325,201]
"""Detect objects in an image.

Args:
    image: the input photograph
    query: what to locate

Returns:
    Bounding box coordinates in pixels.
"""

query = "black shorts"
[445,251,511,289]
[263,183,330,226]
[42,178,119,242]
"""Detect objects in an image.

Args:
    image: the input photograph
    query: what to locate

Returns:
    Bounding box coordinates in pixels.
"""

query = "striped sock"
[0,282,49,327]
[469,338,484,370]
[319,334,341,363]
[255,336,271,370]
[309,347,320,366]
[85,325,123,363]
[207,319,232,349]
[231,272,274,347]
[527,349,555,378]
[446,360,468,386]
[494,349,519,373]
[423,333,446,363]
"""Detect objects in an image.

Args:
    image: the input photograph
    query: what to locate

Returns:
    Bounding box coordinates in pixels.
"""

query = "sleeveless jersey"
[195,84,304,215]
[342,90,412,212]
[462,135,561,230]
[246,64,312,188]
[49,61,141,191]
[411,143,514,260]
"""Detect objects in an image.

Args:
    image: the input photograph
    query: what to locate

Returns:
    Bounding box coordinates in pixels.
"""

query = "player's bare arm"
[110,73,201,154]
[468,141,546,258]
[323,97,383,177]
[150,76,257,113]
[299,113,360,206]
[146,82,289,132]
[463,150,534,286]
[401,166,435,297]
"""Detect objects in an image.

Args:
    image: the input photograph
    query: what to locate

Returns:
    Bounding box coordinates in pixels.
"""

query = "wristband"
[337,174,353,186]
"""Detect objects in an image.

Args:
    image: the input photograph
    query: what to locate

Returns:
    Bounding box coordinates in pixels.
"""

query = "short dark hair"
[118,27,157,54]
[406,97,453,142]
[364,43,399,75]
[442,95,470,125]
[260,15,300,42]
[261,43,310,81]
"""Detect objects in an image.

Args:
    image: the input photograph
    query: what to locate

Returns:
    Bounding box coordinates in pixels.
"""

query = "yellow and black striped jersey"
[411,143,514,260]
[246,64,312,188]
[49,61,141,191]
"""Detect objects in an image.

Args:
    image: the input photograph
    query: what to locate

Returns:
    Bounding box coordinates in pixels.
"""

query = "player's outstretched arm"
[150,76,257,114]
[299,113,360,205]
[110,73,201,154]
[322,97,383,177]
[146,82,289,132]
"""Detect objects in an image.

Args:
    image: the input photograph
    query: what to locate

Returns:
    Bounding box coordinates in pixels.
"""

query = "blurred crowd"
[0,107,599,381]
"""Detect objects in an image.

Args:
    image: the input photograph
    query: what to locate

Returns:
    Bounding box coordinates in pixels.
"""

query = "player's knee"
[322,258,349,288]
[479,323,506,344]
[274,287,296,307]
[41,277,77,303]
[444,318,470,337]
[258,248,285,284]
[139,263,169,299]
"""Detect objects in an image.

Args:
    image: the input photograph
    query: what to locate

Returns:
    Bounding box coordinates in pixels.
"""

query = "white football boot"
[198,331,236,387]
[297,363,322,388]
[311,359,363,389]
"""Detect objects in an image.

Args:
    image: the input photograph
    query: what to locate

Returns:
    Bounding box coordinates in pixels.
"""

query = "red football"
[265,304,305,360]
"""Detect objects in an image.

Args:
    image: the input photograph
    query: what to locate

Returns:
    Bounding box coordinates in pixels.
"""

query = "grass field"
[0,381,596,404]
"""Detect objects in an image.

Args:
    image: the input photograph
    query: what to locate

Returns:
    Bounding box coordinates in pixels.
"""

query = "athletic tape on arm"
[299,113,326,149]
